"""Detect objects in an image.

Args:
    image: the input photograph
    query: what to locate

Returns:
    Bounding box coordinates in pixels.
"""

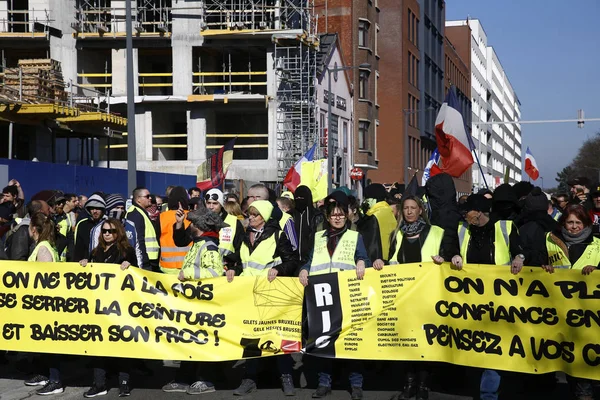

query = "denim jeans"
[318,372,363,388]
[480,369,501,400]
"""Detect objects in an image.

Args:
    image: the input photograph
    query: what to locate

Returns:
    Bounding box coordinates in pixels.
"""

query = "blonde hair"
[224,200,243,217]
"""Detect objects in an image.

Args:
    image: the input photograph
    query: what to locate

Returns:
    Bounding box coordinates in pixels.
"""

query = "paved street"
[0,353,587,400]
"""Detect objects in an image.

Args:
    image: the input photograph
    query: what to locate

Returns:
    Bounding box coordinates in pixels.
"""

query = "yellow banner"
[300,159,328,202]
[304,263,600,381]
[1,261,599,380]
[0,262,304,361]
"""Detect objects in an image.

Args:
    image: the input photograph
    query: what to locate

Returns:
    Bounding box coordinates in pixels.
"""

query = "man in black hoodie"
[516,187,557,266]
[293,185,323,265]
[425,174,461,261]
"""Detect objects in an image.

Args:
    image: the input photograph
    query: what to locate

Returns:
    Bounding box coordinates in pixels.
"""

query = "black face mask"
[295,196,309,212]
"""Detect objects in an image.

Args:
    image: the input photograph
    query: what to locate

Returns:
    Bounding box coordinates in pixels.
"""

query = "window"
[342,121,349,152]
[358,121,369,150]
[359,70,369,100]
[375,120,379,160]
[375,24,380,56]
[375,71,379,106]
[358,20,370,48]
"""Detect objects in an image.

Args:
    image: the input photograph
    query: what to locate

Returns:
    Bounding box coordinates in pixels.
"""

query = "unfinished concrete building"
[0,0,319,182]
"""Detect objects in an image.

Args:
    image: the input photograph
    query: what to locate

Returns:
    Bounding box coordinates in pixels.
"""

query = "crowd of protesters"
[0,174,599,400]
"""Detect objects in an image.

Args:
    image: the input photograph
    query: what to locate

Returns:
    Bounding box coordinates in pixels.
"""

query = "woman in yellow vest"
[298,199,371,400]
[161,208,227,395]
[229,200,300,397]
[541,204,599,400]
[27,212,58,262]
[387,195,446,400]
[389,195,446,266]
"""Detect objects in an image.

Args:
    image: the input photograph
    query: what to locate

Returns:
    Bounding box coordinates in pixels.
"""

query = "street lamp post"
[540,176,544,190]
[326,62,371,194]
[403,107,434,184]
[126,0,137,194]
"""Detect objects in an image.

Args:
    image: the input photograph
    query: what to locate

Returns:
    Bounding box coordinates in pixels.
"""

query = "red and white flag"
[283,144,317,192]
[524,147,540,180]
[434,86,474,177]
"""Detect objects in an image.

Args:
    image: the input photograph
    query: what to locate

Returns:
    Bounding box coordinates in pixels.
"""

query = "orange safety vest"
[159,210,192,273]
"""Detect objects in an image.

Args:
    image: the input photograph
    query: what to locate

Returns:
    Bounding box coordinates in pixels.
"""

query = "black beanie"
[513,181,534,200]
[524,187,548,212]
[464,194,492,213]
[364,184,387,202]
[492,183,517,204]
[168,186,189,210]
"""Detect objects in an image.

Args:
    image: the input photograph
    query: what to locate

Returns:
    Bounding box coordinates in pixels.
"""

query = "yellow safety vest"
[365,201,397,261]
[457,220,512,265]
[219,213,239,257]
[546,234,600,270]
[280,212,291,230]
[310,230,359,275]
[390,225,444,265]
[240,232,281,277]
[28,241,59,262]
[181,239,224,280]
[57,212,76,237]
[126,205,159,260]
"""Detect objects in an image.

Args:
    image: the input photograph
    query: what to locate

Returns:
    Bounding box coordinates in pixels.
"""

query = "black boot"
[416,382,429,400]
[399,375,417,399]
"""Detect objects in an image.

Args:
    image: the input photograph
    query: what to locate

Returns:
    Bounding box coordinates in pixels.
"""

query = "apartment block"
[446,19,522,190]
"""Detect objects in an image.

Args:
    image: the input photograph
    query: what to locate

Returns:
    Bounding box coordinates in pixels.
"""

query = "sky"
[445,0,600,188]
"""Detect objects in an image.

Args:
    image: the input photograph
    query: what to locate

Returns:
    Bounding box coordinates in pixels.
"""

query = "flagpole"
[472,149,489,189]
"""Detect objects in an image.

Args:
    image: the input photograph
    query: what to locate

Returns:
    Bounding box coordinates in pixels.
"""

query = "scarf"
[400,217,427,237]
[561,226,592,246]
[327,226,347,257]
[147,205,160,221]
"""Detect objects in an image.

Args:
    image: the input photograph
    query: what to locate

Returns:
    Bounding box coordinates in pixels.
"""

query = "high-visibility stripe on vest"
[28,241,58,262]
[127,205,159,260]
[57,213,76,237]
[159,210,191,273]
[310,230,359,275]
[219,213,239,257]
[74,218,87,245]
[546,234,600,270]
[240,232,281,276]
[181,239,223,280]
[458,220,511,265]
[389,225,444,265]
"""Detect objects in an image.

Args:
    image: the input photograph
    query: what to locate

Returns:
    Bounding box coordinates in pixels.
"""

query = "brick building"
[317,0,380,188]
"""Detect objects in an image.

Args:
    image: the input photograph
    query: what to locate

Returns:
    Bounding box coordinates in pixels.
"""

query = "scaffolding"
[273,0,318,179]
[0,1,53,37]
[72,0,172,35]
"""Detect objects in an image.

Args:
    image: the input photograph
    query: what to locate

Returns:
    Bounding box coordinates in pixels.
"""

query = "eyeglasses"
[101,228,116,234]
[205,193,220,201]
[330,213,346,219]
[139,194,152,199]
[248,212,261,218]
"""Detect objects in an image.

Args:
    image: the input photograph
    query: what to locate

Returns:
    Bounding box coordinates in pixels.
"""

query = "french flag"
[434,86,474,177]
[283,143,317,192]
[421,148,440,186]
[524,147,540,180]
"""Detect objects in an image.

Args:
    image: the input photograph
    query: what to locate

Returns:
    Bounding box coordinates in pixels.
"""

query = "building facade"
[446,19,522,189]
[316,34,354,188]
[317,0,379,185]
[0,0,319,184]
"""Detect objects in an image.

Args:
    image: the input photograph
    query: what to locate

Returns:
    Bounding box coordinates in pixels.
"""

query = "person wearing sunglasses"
[73,194,106,263]
[80,218,136,397]
[125,187,160,271]
[298,199,371,400]
[230,200,299,397]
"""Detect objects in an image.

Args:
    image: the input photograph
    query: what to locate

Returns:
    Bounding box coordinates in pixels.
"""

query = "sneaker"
[312,385,331,398]
[281,374,295,396]
[36,381,64,396]
[186,381,216,395]
[84,385,108,398]
[233,379,257,396]
[351,386,363,400]
[161,381,189,393]
[25,375,49,387]
[119,380,131,397]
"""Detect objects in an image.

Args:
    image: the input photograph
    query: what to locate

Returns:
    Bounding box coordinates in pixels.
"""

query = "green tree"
[555,165,574,193]
[556,131,600,191]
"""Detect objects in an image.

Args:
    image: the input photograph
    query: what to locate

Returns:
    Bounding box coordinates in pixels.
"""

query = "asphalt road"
[0,353,586,400]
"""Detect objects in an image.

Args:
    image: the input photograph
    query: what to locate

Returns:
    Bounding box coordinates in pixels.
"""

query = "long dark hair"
[30,212,56,247]
[93,218,132,258]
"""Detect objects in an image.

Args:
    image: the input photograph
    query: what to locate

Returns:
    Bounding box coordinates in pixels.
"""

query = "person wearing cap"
[126,187,161,271]
[204,188,245,269]
[5,199,51,260]
[161,208,227,395]
[73,194,107,262]
[456,194,525,400]
[46,192,71,262]
[357,183,397,270]
[55,193,77,238]
[230,200,299,397]
[89,194,142,268]
[159,187,192,274]
[299,199,371,400]
[567,176,593,209]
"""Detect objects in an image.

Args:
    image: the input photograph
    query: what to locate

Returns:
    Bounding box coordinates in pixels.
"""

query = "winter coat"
[516,210,557,266]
